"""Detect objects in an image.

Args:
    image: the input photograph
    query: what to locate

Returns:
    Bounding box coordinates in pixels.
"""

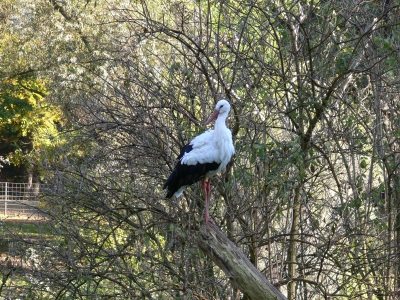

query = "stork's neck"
[213,111,233,163]
[214,112,228,132]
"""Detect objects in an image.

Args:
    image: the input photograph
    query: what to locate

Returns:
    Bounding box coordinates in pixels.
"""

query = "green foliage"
[0,76,61,179]
[1,0,400,298]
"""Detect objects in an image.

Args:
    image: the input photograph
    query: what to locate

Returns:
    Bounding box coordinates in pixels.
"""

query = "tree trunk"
[287,186,301,299]
[197,223,287,300]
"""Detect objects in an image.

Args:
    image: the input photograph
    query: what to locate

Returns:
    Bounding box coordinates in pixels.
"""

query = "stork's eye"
[219,104,224,109]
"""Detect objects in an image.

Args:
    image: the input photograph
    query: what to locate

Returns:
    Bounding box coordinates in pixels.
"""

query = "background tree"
[1,0,400,299]
[0,0,63,183]
[0,76,60,182]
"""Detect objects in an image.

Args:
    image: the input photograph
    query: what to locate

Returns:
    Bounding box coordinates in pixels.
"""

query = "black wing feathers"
[178,143,193,159]
[163,161,220,198]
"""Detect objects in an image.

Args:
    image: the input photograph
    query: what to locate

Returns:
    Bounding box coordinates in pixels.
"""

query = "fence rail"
[0,182,41,216]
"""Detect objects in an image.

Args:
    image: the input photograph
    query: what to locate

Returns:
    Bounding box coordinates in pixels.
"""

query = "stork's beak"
[204,109,219,127]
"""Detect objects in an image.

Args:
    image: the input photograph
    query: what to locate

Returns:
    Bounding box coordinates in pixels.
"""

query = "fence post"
[4,182,7,216]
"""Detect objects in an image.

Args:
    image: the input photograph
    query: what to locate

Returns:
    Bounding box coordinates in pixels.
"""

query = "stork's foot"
[205,215,216,226]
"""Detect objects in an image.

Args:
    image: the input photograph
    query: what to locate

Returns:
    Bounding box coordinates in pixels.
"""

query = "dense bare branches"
[1,0,400,299]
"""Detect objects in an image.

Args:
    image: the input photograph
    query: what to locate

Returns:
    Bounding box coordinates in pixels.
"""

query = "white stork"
[163,99,235,223]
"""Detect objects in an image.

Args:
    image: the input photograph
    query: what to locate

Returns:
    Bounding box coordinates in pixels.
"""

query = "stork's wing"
[176,130,213,159]
[163,161,220,198]
[190,130,213,149]
[181,130,221,165]
[163,130,221,198]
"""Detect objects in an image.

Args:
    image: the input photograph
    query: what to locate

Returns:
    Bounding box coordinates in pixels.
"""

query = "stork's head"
[204,99,231,126]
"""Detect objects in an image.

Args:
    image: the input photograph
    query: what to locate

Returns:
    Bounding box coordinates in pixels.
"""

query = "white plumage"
[163,99,235,223]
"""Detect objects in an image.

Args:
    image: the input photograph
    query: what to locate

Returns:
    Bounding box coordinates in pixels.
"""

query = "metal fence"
[0,182,41,216]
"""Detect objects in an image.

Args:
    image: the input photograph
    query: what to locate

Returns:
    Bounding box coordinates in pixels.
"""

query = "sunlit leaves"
[0,76,61,171]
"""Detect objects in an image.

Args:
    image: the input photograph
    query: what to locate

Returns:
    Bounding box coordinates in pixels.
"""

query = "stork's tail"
[163,169,177,198]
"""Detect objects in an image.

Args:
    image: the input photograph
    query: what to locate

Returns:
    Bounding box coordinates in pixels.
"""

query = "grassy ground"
[0,214,54,298]
[1,214,51,252]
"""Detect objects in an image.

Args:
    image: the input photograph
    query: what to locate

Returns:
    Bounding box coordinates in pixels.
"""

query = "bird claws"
[205,216,216,226]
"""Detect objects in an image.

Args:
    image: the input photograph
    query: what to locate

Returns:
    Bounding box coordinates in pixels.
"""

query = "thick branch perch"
[197,223,287,300]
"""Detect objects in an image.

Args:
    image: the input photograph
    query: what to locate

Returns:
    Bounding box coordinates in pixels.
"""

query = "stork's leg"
[202,178,208,217]
[206,179,211,203]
